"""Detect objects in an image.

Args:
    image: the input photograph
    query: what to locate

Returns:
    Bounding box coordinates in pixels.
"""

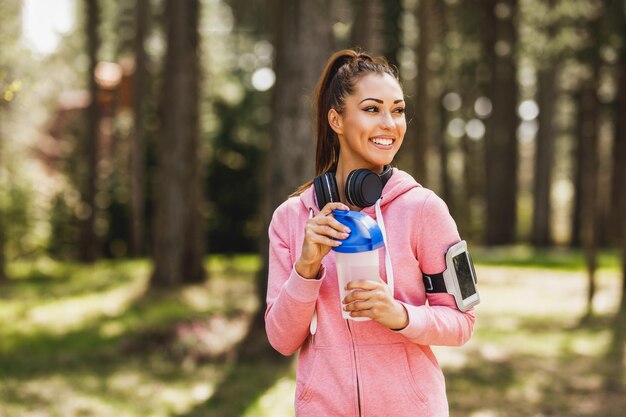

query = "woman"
[265,49,476,417]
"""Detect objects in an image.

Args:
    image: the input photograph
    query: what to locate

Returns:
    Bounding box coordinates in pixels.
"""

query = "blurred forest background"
[1,0,626,416]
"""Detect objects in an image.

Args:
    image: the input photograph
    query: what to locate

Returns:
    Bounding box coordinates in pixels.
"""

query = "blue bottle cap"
[331,210,384,253]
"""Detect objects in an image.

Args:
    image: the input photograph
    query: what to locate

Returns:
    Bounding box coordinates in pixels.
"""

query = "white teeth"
[371,138,393,146]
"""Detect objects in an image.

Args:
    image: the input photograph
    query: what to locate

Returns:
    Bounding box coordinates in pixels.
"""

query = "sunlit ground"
[0,252,625,417]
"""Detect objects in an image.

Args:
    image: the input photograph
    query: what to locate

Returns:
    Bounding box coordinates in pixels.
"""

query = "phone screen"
[452,252,477,299]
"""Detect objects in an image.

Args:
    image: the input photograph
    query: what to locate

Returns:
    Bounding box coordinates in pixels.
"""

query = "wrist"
[390,301,409,331]
[295,259,322,280]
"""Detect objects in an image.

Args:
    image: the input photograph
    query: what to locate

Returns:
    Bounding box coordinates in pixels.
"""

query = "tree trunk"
[437,95,452,203]
[433,1,453,204]
[579,10,603,321]
[605,3,626,389]
[80,0,100,263]
[412,0,436,186]
[532,67,557,246]
[150,0,205,287]
[381,0,403,68]
[483,0,518,245]
[610,49,626,246]
[579,79,600,321]
[605,169,626,388]
[244,0,334,360]
[350,0,383,54]
[605,213,626,389]
[570,98,584,248]
[130,0,148,257]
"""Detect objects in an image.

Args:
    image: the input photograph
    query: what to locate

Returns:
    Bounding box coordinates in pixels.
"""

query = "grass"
[0,249,624,416]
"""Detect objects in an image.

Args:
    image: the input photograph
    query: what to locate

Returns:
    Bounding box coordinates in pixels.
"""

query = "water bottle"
[332,210,384,321]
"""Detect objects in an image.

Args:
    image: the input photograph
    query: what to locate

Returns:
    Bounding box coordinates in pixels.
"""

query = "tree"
[578,84,600,320]
[381,0,403,69]
[351,0,383,54]
[130,0,148,257]
[244,0,334,359]
[150,0,205,287]
[531,0,559,247]
[606,150,626,388]
[80,0,101,262]
[609,1,626,247]
[578,4,603,321]
[605,0,626,390]
[606,184,626,390]
[412,0,436,186]
[483,0,519,245]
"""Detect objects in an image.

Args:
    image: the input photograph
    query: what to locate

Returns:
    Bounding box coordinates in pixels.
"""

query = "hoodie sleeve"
[396,192,476,346]
[264,202,324,356]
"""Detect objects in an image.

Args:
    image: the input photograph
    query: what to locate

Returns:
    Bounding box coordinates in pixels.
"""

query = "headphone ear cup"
[345,169,383,208]
[313,173,340,209]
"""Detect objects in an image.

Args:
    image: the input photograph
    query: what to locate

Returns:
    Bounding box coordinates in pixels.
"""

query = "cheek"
[397,120,407,137]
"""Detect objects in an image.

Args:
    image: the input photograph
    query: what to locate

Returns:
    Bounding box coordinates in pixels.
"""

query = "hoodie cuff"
[393,302,428,339]
[284,264,326,303]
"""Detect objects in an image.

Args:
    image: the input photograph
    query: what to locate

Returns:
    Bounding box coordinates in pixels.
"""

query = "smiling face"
[328,73,406,173]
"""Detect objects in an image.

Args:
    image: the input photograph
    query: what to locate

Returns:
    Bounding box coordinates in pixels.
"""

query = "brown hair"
[291,49,400,196]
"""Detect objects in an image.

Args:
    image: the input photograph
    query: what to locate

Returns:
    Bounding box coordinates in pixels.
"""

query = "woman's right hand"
[295,202,351,279]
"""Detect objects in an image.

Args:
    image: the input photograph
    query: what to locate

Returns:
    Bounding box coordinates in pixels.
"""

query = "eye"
[363,106,379,113]
[393,107,406,115]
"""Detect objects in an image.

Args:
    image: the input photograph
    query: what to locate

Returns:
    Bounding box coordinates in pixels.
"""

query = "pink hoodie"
[265,168,476,417]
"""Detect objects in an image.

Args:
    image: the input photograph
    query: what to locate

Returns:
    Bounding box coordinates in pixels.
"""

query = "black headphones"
[313,166,393,209]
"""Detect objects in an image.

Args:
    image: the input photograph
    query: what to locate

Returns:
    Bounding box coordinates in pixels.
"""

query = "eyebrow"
[359,98,405,104]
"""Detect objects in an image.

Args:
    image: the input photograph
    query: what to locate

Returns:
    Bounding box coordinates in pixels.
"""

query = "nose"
[380,111,394,130]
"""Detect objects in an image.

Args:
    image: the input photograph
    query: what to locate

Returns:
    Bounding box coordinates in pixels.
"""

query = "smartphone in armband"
[423,240,480,312]
[444,241,480,311]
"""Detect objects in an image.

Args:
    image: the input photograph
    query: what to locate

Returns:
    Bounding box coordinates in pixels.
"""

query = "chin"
[369,154,397,167]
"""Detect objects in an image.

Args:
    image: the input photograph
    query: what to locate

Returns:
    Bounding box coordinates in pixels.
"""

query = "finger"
[320,202,350,216]
[311,224,350,240]
[343,289,373,304]
[349,308,374,319]
[306,221,346,241]
[314,216,352,234]
[306,233,343,248]
[345,279,383,291]
[344,299,375,312]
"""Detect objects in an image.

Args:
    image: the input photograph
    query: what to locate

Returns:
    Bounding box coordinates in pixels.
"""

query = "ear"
[328,108,343,135]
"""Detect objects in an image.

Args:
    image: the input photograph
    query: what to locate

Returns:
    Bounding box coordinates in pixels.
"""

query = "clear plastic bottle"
[332,210,384,321]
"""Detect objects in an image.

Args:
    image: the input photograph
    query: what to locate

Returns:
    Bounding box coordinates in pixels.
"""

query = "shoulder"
[272,196,304,224]
[395,183,447,216]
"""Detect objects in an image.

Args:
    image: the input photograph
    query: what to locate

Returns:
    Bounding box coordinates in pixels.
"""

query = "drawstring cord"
[308,208,318,337]
[375,198,394,297]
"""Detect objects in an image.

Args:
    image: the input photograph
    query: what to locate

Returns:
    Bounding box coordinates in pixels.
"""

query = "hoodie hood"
[299,168,422,215]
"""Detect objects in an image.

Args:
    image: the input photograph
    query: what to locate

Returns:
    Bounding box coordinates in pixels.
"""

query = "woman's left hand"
[343,280,409,330]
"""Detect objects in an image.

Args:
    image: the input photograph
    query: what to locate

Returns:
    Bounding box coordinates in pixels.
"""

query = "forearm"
[265,265,324,355]
[395,294,476,346]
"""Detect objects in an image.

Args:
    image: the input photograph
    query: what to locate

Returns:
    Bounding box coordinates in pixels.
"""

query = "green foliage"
[48,193,81,259]
[206,93,266,254]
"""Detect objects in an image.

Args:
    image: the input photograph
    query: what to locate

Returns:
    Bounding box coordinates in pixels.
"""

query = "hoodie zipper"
[346,319,362,416]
